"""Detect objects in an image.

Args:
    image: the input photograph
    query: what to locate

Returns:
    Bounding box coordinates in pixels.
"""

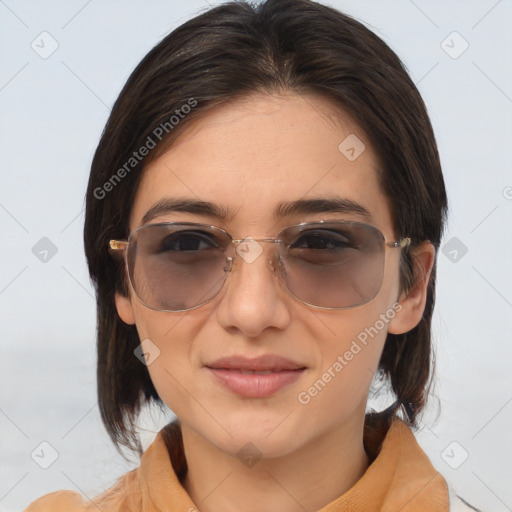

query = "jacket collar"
[137,416,449,511]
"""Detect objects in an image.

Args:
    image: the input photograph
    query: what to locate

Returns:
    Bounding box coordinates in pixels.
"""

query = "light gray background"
[1,0,511,511]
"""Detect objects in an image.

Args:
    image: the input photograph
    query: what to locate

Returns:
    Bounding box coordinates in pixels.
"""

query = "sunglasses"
[109,220,410,312]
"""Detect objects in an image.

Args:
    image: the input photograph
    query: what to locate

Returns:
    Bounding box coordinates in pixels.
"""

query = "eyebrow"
[141,197,372,225]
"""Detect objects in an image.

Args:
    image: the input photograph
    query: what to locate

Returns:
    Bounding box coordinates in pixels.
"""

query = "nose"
[215,240,291,338]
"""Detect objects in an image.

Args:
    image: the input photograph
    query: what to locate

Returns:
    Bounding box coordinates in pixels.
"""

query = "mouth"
[205,355,307,398]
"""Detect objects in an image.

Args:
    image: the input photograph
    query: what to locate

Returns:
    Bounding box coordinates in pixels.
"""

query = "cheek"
[130,304,209,413]
[299,302,391,414]
[299,306,387,402]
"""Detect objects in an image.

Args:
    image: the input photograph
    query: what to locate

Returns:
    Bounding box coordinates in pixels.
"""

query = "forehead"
[129,92,394,236]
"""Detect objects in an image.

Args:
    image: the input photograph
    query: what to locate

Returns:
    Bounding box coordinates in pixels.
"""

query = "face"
[115,92,429,459]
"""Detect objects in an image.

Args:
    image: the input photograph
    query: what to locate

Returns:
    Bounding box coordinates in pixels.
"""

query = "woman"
[25,0,480,510]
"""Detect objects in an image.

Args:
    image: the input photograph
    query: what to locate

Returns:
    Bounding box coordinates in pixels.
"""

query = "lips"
[205,355,306,398]
[207,354,305,372]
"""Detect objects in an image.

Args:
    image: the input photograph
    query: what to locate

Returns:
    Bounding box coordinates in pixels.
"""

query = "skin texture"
[115,92,435,512]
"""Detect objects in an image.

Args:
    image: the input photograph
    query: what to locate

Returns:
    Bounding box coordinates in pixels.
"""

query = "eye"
[160,230,222,252]
[291,229,354,250]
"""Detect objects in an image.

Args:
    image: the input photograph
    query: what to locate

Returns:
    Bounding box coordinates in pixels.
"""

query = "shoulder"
[23,490,91,511]
[447,484,483,512]
[23,425,177,512]
[23,468,141,512]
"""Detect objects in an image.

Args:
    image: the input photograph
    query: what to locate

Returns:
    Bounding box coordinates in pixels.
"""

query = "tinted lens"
[127,223,231,311]
[125,221,387,312]
[278,222,385,308]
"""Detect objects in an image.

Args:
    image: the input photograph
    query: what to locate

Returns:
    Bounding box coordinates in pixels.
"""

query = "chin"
[195,405,312,459]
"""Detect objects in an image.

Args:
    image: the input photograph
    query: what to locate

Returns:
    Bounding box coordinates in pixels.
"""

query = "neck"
[180,412,370,512]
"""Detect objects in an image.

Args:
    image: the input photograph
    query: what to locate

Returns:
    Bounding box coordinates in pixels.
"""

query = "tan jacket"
[24,417,478,511]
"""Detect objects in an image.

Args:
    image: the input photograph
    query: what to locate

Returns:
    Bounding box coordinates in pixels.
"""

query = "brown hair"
[84,0,447,456]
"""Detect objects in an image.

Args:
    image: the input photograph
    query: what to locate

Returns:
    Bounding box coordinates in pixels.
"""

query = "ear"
[388,241,436,335]
[115,291,136,325]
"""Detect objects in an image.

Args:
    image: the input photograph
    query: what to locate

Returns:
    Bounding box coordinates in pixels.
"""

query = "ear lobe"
[115,291,136,325]
[388,242,436,335]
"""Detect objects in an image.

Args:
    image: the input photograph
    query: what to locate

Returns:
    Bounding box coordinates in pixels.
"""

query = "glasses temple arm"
[109,240,129,251]
[386,237,411,249]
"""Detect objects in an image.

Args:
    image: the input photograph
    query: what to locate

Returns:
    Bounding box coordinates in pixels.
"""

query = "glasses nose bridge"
[228,237,284,273]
